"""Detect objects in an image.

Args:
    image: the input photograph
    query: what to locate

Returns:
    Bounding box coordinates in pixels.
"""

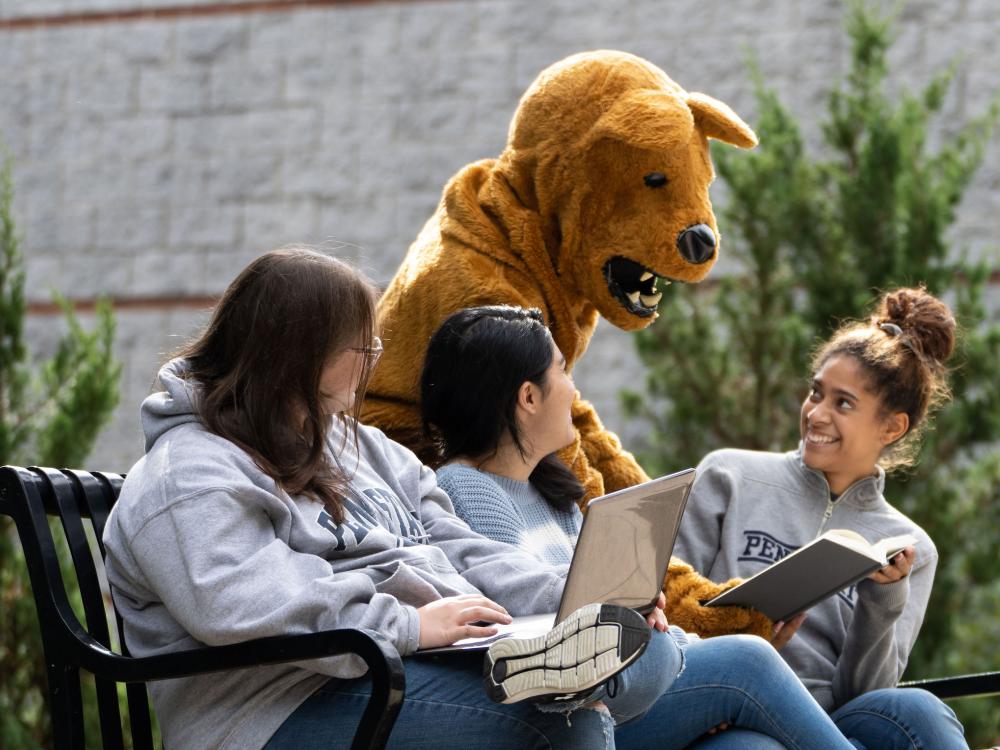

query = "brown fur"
[363,50,771,638]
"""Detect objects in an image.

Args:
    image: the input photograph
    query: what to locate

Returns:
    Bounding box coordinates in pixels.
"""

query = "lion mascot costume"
[363,50,770,637]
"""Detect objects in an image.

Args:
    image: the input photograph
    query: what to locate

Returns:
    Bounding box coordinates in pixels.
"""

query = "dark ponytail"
[421,305,585,512]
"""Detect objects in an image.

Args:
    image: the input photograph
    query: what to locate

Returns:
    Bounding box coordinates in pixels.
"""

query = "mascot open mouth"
[603,256,673,317]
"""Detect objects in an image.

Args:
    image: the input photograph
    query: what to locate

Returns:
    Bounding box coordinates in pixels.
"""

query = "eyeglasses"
[349,336,384,363]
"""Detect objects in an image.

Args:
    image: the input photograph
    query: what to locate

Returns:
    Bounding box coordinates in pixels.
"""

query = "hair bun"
[876,287,956,365]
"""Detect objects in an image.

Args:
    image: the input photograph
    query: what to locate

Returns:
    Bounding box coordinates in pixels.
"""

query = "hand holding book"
[868,545,915,584]
[764,548,914,649]
[704,529,919,622]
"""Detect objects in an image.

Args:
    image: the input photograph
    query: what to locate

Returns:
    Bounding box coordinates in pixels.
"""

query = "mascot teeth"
[603,256,670,317]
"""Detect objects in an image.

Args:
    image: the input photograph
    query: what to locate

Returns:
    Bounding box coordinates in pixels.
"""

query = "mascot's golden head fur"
[363,50,771,637]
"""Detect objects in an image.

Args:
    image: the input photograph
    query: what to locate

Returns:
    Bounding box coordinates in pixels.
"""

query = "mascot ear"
[589,90,695,151]
[687,92,758,148]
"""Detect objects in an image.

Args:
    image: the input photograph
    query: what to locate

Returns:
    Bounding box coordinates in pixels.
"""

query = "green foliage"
[624,2,1000,744]
[0,148,123,747]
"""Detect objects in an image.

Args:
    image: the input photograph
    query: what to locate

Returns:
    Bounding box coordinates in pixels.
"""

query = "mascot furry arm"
[363,50,771,638]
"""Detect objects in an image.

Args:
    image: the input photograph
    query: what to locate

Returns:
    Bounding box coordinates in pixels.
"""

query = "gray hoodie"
[673,447,936,712]
[102,360,565,750]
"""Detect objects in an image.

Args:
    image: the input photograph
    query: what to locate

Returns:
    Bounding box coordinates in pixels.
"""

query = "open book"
[704,529,916,622]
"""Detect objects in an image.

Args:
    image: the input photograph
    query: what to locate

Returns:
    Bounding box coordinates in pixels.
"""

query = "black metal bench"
[0,465,406,750]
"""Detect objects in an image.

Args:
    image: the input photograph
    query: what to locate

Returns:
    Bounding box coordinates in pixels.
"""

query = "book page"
[822,529,876,558]
[822,529,916,564]
[872,533,917,562]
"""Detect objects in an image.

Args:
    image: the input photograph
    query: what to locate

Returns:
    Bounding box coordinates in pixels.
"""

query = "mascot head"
[499,50,757,330]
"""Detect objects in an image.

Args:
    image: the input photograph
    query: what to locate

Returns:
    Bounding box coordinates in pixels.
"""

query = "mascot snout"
[677,224,717,265]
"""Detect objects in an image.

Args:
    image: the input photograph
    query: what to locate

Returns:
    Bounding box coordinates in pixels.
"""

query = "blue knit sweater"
[436,464,582,567]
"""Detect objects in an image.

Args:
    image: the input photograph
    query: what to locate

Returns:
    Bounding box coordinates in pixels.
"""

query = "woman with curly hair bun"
[674,287,969,749]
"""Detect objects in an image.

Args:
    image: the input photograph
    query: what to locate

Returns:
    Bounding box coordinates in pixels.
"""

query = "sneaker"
[483,603,649,704]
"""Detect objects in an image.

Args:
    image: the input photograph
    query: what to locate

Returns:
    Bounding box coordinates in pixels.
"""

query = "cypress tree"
[0,148,122,747]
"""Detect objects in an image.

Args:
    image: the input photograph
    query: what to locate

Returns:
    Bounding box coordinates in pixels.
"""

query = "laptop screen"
[556,469,694,623]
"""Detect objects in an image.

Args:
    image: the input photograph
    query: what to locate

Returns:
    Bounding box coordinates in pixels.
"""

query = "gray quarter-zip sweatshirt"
[102,360,565,750]
[673,447,936,711]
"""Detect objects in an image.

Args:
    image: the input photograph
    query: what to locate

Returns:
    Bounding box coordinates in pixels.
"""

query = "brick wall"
[3,0,999,471]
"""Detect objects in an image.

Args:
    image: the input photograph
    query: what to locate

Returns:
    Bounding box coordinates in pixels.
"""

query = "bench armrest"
[72,625,405,749]
[899,671,1000,700]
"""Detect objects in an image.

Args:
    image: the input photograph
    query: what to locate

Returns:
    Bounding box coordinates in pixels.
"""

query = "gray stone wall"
[3,0,998,471]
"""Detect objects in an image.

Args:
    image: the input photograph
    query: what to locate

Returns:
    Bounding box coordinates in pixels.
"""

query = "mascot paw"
[663,558,773,640]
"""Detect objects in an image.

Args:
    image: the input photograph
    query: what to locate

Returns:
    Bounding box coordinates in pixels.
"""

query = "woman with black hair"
[420,305,860,749]
[425,306,585,566]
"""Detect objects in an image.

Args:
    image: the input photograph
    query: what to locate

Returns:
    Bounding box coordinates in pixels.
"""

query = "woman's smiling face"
[799,354,906,494]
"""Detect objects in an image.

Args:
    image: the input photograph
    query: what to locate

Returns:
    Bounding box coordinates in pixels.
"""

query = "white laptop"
[419,468,695,653]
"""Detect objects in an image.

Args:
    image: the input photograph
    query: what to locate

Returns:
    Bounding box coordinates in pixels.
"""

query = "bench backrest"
[0,466,156,749]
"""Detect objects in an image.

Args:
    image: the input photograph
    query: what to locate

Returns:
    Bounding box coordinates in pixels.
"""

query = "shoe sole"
[483,603,649,704]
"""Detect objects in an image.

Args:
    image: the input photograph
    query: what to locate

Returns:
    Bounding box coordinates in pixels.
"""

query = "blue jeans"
[268,633,857,750]
[831,687,968,749]
[592,626,684,725]
[615,635,856,750]
[265,627,682,750]
[265,649,617,750]
[693,686,970,750]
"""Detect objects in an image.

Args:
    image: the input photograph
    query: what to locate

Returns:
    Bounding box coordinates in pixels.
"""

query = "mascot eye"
[643,172,668,189]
